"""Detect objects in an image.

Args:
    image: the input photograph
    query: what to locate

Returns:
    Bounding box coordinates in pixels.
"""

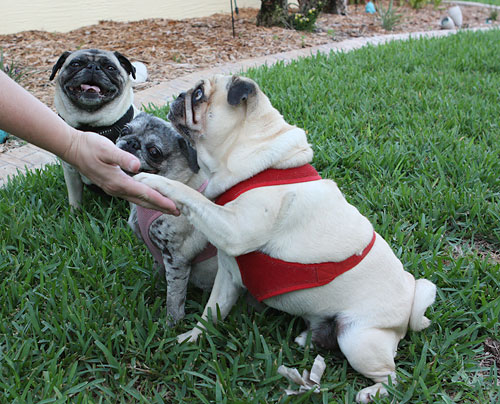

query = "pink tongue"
[81,84,101,93]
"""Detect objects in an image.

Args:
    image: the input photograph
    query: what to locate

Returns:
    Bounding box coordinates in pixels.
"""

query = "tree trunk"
[298,0,324,12]
[322,0,348,15]
[256,0,289,27]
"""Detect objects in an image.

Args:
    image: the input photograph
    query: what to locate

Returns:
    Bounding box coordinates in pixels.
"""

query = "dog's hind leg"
[295,316,340,350]
[337,325,401,403]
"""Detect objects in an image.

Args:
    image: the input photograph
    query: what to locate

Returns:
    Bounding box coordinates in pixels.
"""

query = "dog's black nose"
[86,63,101,72]
[127,138,140,151]
[119,137,140,153]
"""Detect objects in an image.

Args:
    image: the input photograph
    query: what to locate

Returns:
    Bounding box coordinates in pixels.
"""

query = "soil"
[0,2,497,152]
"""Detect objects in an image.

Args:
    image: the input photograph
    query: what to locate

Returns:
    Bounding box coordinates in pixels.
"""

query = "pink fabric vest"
[136,180,216,268]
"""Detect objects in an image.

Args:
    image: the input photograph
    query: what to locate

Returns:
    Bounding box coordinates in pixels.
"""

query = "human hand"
[62,130,180,215]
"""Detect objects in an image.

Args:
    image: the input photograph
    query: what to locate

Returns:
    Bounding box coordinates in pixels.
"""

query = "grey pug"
[116,112,217,325]
[50,48,140,209]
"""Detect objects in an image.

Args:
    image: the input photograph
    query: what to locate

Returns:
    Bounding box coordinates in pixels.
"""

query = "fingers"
[72,131,180,214]
[106,172,180,215]
[105,142,141,173]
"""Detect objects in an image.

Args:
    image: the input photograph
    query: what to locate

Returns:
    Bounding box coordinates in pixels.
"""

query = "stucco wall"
[0,0,261,34]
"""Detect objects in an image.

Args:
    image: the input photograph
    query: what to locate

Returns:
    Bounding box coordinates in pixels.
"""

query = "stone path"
[1,10,497,187]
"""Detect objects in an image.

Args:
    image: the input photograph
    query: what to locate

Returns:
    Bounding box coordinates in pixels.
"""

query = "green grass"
[1,29,499,403]
[460,0,500,6]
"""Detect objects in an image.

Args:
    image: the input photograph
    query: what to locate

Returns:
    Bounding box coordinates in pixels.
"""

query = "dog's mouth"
[123,166,159,177]
[64,81,118,109]
[68,83,113,97]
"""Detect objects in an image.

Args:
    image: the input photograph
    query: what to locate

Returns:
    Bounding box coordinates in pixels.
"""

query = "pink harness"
[136,181,216,268]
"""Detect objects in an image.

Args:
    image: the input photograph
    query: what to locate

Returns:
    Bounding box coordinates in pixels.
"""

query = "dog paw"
[134,172,171,190]
[135,172,177,198]
[294,330,313,348]
[177,328,202,344]
[135,173,193,207]
[355,383,388,403]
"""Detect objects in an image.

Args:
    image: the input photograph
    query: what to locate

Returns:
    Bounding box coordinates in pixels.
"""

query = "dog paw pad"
[355,383,388,403]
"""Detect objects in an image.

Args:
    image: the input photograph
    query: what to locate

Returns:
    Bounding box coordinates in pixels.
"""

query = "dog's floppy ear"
[177,137,200,173]
[114,51,136,80]
[227,76,256,106]
[49,51,72,81]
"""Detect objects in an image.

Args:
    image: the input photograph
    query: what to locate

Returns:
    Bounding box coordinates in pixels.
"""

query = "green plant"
[407,0,429,9]
[171,53,183,63]
[489,8,498,21]
[377,0,402,31]
[0,49,27,83]
[290,5,322,31]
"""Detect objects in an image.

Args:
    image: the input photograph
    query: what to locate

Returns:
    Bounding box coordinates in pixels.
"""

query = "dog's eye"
[147,146,162,159]
[193,87,204,102]
[106,65,117,72]
[70,61,82,68]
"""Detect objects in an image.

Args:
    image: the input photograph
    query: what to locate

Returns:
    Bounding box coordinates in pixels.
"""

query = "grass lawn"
[1,29,499,403]
[462,0,500,6]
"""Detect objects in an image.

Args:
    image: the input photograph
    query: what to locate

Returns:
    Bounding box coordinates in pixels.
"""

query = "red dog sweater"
[214,164,376,301]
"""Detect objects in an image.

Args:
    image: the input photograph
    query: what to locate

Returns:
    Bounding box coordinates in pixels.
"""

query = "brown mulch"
[477,338,500,386]
[0,3,497,152]
[1,4,497,108]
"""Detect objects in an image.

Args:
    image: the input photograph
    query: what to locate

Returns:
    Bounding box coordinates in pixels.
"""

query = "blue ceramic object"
[0,129,9,143]
[365,1,376,14]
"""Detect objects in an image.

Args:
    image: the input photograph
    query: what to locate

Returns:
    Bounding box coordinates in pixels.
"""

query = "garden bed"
[0,3,496,110]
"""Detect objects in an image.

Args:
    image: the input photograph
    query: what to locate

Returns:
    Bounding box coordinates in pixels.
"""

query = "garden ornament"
[440,16,455,30]
[0,129,8,143]
[365,1,376,14]
[448,6,463,28]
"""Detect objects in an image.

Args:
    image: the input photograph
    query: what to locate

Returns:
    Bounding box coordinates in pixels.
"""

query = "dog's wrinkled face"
[117,113,199,180]
[167,75,257,145]
[50,49,136,112]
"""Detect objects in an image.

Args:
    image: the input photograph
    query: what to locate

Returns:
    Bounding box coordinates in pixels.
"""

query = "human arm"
[0,70,179,214]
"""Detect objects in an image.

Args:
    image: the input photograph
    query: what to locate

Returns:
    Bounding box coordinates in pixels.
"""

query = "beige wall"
[0,0,261,35]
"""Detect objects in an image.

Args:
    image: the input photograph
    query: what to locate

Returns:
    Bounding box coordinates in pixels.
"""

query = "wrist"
[59,127,82,166]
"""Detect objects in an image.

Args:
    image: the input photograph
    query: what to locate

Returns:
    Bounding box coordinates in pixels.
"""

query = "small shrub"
[407,0,429,9]
[0,49,27,83]
[291,6,322,31]
[377,0,402,31]
[489,8,498,21]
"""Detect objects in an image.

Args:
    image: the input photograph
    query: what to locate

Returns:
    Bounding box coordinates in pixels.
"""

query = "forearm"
[0,70,179,214]
[0,70,75,159]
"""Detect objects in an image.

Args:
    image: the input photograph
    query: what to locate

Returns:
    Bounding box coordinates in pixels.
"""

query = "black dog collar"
[66,105,135,143]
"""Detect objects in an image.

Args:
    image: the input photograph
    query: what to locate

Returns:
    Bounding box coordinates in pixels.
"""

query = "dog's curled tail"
[131,62,148,85]
[409,279,436,331]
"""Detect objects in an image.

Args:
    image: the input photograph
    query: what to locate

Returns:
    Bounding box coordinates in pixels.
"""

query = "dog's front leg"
[177,252,243,343]
[163,259,191,326]
[135,173,292,256]
[61,161,83,209]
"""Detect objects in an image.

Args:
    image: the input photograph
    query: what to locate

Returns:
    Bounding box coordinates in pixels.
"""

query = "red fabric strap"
[215,164,322,206]
[236,232,376,301]
[214,164,375,302]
